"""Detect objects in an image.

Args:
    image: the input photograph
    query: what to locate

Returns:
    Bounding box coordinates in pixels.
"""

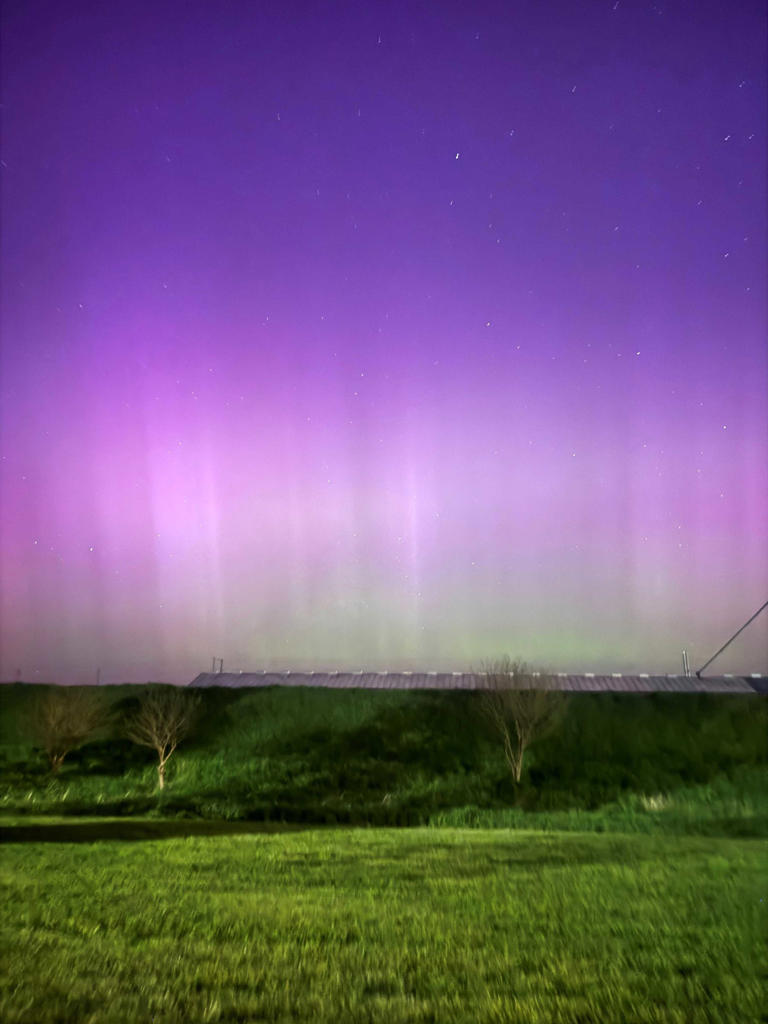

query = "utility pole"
[96,667,101,686]
[681,650,690,677]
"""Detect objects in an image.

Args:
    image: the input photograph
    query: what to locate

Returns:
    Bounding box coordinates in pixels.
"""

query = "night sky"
[1,0,766,684]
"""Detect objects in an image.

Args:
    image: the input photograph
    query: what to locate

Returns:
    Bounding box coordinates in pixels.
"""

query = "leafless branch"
[475,656,567,783]
[125,687,200,789]
[31,687,108,774]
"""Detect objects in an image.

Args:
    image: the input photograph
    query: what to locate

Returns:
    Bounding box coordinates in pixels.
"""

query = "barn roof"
[188,671,764,694]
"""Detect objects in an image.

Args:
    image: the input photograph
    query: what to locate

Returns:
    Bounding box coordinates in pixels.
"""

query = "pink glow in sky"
[1,0,766,683]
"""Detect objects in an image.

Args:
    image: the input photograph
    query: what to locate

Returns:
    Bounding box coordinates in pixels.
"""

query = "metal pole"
[695,599,768,678]
[212,656,217,672]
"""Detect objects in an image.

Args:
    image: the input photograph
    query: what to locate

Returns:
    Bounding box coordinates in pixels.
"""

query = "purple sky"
[1,0,766,684]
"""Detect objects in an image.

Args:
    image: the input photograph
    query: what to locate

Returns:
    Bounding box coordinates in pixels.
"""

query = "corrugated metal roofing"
[188,672,764,694]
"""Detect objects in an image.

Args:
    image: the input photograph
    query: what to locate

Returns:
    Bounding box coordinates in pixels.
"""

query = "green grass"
[1,826,765,1023]
[2,688,765,1020]
[428,764,768,837]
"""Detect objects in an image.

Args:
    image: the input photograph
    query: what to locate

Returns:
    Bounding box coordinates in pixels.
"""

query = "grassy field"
[1,824,765,1024]
[1,688,765,1021]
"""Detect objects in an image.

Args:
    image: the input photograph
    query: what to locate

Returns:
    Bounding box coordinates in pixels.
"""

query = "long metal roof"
[188,671,764,694]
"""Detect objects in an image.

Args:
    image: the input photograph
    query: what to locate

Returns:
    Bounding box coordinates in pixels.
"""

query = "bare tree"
[125,687,200,789]
[476,656,568,784]
[31,687,108,774]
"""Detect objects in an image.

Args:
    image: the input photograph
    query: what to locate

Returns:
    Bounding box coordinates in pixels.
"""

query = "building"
[188,671,766,694]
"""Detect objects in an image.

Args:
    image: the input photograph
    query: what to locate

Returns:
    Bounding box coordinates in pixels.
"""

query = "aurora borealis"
[1,0,766,684]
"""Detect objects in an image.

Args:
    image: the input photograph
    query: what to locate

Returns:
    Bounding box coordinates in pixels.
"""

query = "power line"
[695,599,768,678]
